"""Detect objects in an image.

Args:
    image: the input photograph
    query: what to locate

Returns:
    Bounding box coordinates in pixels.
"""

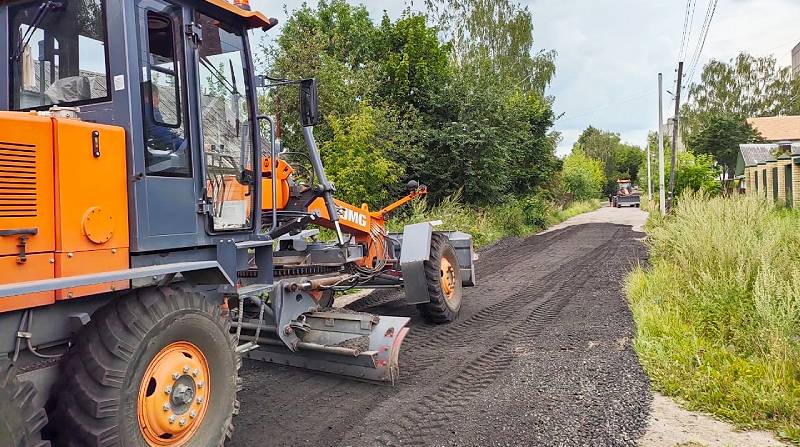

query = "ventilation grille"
[0,142,37,218]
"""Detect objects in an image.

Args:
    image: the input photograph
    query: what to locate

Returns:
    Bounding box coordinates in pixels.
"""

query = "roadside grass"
[625,192,800,443]
[389,191,601,249]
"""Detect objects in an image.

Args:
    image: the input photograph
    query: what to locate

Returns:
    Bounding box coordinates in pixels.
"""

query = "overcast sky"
[249,0,800,156]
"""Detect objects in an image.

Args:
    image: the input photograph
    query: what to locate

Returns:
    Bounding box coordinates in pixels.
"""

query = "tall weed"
[626,192,800,442]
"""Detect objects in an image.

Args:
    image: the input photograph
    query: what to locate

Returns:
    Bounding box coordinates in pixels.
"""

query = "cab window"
[9,0,111,110]
[142,10,190,177]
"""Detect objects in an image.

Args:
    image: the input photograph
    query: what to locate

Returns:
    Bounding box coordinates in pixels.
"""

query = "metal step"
[235,284,273,299]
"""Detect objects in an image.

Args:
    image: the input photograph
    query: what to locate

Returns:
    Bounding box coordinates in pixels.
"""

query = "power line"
[678,0,692,61]
[679,0,698,62]
[558,88,652,123]
[685,0,719,88]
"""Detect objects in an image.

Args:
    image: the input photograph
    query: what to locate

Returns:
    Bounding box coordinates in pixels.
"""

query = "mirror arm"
[302,126,344,245]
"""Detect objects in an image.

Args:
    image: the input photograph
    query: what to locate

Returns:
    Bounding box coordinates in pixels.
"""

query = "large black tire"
[417,233,463,324]
[49,286,240,447]
[0,359,49,447]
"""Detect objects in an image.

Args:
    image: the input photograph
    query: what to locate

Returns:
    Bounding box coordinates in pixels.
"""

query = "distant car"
[611,180,641,208]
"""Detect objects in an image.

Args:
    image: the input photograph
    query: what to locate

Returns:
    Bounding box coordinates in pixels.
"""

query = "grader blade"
[241,310,410,383]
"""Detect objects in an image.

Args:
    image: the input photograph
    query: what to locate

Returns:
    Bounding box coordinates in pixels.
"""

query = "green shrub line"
[389,191,602,249]
[625,193,800,443]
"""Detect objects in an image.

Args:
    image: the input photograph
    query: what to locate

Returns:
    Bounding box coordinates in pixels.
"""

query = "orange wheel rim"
[440,257,457,301]
[137,341,211,446]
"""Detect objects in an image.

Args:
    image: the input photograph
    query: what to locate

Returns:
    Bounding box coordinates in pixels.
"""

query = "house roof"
[746,116,800,142]
[739,144,776,167]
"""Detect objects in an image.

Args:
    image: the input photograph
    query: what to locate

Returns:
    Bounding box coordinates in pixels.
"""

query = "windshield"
[9,0,110,110]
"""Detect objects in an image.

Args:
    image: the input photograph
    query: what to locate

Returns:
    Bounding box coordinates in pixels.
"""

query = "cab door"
[133,0,200,250]
[192,11,256,233]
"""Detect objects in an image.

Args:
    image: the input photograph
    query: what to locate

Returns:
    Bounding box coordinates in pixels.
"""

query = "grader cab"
[0,1,475,445]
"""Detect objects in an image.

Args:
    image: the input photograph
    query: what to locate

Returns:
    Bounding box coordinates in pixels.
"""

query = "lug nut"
[196,396,204,404]
[190,411,197,419]
[179,418,186,427]
[197,381,205,388]
[164,386,172,395]
[168,416,175,424]
[183,365,190,373]
[162,403,170,412]
[193,368,200,377]
[172,372,180,380]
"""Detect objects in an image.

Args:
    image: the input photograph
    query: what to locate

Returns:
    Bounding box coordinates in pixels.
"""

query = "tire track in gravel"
[343,229,621,447]
[230,223,637,447]
[346,226,579,312]
[394,231,617,379]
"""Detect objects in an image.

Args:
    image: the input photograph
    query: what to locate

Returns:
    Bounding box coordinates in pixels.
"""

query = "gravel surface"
[230,218,651,447]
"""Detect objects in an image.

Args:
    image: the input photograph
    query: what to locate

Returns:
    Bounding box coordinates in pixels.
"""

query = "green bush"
[563,148,605,200]
[520,194,552,229]
[626,193,800,442]
[390,192,600,249]
[675,151,722,196]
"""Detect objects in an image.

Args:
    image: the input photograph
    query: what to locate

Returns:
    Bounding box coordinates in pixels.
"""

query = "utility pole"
[647,138,652,201]
[666,61,683,212]
[658,73,666,215]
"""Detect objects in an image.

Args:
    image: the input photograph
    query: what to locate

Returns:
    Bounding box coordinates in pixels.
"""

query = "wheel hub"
[440,257,457,301]
[138,342,210,446]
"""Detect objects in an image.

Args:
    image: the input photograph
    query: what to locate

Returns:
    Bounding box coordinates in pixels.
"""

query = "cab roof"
[204,0,273,30]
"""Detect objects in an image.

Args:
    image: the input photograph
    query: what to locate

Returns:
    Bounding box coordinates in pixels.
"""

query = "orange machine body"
[0,112,130,312]
[261,156,427,268]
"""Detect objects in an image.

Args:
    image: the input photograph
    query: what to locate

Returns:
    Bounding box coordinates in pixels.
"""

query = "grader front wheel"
[417,233,463,324]
[50,286,239,447]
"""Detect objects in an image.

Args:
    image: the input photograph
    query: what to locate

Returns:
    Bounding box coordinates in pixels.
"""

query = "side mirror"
[299,78,320,128]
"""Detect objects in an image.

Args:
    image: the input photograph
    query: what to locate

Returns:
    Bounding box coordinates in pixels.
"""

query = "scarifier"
[0,0,475,445]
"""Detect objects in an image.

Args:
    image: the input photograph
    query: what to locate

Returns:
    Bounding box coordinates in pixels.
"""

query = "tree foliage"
[683,53,800,139]
[573,126,644,195]
[674,151,721,196]
[262,0,560,207]
[686,115,764,178]
[425,0,556,93]
[320,104,401,205]
[563,148,605,200]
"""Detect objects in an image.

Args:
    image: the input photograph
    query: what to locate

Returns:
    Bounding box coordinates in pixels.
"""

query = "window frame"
[8,0,113,111]
[141,5,192,178]
[193,10,258,233]
[143,10,183,130]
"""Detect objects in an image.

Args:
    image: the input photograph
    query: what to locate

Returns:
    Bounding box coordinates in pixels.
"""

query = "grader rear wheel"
[50,286,239,447]
[417,233,463,324]
[0,359,49,447]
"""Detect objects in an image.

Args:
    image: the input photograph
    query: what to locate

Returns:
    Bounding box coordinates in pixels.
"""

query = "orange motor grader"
[0,0,474,446]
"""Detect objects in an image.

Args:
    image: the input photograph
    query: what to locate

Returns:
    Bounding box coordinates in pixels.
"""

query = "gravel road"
[231,208,651,447]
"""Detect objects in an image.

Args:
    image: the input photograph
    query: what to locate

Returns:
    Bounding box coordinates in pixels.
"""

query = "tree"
[425,0,556,93]
[686,114,764,179]
[320,104,402,206]
[263,0,559,207]
[683,53,800,139]
[373,14,453,113]
[562,148,605,200]
[574,127,644,195]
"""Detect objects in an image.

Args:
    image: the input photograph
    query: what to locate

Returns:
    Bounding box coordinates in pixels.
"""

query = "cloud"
[248,0,800,155]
